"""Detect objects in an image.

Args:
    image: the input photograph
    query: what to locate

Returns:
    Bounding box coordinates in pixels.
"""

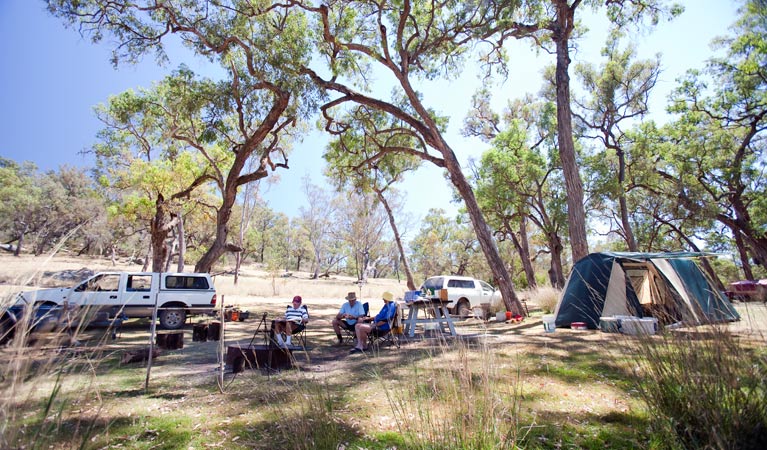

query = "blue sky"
[0,0,738,232]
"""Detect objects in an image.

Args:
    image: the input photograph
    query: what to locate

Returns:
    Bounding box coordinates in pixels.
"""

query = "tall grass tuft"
[264,377,350,449]
[383,339,524,449]
[1,261,118,449]
[628,326,767,450]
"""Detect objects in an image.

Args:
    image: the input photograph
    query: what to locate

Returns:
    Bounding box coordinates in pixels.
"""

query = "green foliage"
[408,209,486,280]
[0,160,108,255]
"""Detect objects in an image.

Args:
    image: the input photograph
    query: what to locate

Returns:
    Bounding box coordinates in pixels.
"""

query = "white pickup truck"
[4,272,217,334]
[420,275,497,318]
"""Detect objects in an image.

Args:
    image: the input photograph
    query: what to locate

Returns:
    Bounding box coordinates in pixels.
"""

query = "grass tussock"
[629,327,767,450]
[526,286,561,314]
[383,339,524,449]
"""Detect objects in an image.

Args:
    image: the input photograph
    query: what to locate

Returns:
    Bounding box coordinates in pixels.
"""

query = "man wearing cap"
[273,295,308,348]
[350,291,396,354]
[331,291,366,345]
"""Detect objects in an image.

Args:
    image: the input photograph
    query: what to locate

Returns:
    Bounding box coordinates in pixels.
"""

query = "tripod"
[248,312,274,348]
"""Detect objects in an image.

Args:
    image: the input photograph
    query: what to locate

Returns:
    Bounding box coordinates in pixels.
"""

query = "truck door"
[68,273,122,314]
[478,280,495,303]
[120,274,155,317]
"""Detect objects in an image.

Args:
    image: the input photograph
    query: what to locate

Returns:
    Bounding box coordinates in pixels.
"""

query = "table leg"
[404,305,418,337]
[438,305,457,336]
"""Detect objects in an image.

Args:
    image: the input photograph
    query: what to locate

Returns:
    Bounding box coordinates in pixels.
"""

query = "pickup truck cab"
[3,272,217,340]
[420,275,496,318]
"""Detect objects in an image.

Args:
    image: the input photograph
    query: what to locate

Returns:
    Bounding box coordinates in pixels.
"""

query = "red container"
[505,311,512,320]
[571,322,587,330]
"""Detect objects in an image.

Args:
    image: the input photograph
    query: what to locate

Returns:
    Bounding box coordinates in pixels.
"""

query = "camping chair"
[341,302,369,344]
[368,302,401,350]
[274,304,309,348]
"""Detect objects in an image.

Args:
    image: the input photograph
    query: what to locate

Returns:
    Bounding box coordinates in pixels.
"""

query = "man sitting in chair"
[331,291,366,345]
[350,291,396,354]
[273,295,308,348]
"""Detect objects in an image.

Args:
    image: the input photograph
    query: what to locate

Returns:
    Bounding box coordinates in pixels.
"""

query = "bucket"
[230,310,240,322]
[542,314,556,333]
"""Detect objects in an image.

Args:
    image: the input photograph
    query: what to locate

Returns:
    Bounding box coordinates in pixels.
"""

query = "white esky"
[0,0,738,239]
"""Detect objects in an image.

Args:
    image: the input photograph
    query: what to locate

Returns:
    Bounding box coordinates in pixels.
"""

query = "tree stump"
[192,323,208,342]
[208,321,222,341]
[156,330,184,349]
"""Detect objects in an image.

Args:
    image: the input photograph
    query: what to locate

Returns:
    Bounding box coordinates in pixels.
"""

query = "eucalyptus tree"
[93,73,215,272]
[409,208,460,279]
[0,159,42,256]
[474,0,681,264]
[573,38,660,252]
[324,106,421,289]
[299,0,527,314]
[298,177,339,279]
[654,0,766,275]
[48,0,317,273]
[35,166,107,256]
[466,92,569,288]
[333,191,390,281]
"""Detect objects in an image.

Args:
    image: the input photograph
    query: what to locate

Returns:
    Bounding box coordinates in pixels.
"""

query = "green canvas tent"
[553,252,740,329]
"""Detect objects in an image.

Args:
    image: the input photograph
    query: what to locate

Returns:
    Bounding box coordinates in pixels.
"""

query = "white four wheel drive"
[420,275,497,318]
[12,272,217,330]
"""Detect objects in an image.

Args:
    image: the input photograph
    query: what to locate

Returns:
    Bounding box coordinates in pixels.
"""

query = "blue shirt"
[339,301,366,325]
[373,302,397,331]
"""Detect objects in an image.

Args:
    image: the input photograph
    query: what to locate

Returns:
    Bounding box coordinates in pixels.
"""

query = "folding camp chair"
[368,302,401,350]
[273,304,309,348]
[341,302,368,344]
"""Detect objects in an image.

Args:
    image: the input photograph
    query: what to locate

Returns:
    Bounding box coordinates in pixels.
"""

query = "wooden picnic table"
[401,298,457,338]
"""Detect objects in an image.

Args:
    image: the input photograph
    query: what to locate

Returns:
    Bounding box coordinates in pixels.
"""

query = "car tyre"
[454,299,471,319]
[160,308,186,330]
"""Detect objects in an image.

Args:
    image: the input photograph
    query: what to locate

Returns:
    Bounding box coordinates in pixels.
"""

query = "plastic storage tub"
[599,317,620,333]
[620,317,658,335]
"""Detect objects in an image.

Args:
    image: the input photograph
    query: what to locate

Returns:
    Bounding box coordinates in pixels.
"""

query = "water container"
[542,314,556,333]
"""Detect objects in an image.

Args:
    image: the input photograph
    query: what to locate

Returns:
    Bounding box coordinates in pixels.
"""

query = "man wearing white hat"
[350,291,396,354]
[331,291,366,345]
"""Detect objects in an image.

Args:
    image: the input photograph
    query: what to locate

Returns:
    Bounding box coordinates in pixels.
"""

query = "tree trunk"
[553,0,589,263]
[548,231,566,289]
[734,230,754,280]
[176,214,185,272]
[195,207,231,273]
[617,149,638,252]
[14,222,27,256]
[512,217,537,289]
[376,190,416,290]
[442,144,525,316]
[150,194,175,273]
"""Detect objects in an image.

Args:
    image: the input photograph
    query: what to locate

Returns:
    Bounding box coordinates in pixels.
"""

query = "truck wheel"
[454,299,471,319]
[160,308,187,330]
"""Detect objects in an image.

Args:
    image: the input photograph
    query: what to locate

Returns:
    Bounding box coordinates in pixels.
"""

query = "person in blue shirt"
[350,291,396,354]
[331,291,366,345]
